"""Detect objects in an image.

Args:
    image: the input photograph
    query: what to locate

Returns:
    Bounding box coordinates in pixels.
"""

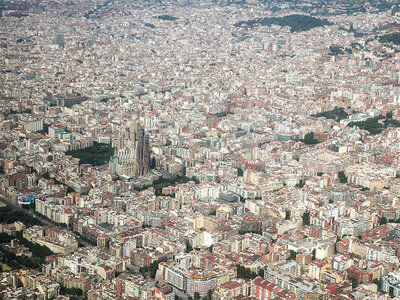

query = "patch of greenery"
[42,172,75,193]
[338,171,347,183]
[144,23,155,28]
[379,32,400,45]
[15,231,53,260]
[0,233,13,243]
[203,290,213,300]
[185,241,193,253]
[33,211,69,228]
[236,264,258,280]
[60,287,83,297]
[139,261,160,278]
[84,0,114,18]
[210,111,234,117]
[0,206,43,226]
[157,15,178,21]
[347,116,386,135]
[4,108,32,117]
[234,14,333,33]
[350,276,359,288]
[134,175,199,195]
[1,249,40,269]
[288,250,297,260]
[313,108,348,121]
[373,278,385,293]
[329,46,344,56]
[65,142,114,166]
[300,132,319,145]
[296,181,305,188]
[1,231,53,269]
[302,212,310,226]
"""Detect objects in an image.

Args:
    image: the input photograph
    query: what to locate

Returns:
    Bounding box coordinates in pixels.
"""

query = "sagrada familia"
[110,119,150,178]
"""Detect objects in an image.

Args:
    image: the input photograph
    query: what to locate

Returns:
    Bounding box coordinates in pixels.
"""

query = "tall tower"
[133,124,150,177]
[111,118,150,178]
[398,70,400,84]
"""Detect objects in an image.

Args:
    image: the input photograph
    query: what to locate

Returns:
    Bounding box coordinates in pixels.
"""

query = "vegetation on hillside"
[234,14,333,32]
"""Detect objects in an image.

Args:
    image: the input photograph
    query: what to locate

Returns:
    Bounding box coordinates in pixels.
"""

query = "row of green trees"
[0,231,54,270]
[134,175,199,195]
[1,250,40,269]
[0,205,43,226]
[4,108,32,117]
[15,231,53,261]
[380,216,400,225]
[60,286,83,297]
[42,172,75,193]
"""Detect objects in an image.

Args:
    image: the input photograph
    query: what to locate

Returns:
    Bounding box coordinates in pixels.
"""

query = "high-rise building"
[110,119,150,178]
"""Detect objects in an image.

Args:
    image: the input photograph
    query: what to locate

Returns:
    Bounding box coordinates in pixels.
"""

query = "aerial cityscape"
[1,0,400,299]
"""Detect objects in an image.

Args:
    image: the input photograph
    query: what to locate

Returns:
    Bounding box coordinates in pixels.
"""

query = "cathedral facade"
[110,121,150,178]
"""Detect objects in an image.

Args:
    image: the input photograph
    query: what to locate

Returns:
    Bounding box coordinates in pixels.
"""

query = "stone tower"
[133,123,150,177]
[111,119,150,178]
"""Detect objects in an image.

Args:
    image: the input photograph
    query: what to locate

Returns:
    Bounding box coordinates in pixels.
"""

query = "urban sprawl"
[2,0,400,299]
